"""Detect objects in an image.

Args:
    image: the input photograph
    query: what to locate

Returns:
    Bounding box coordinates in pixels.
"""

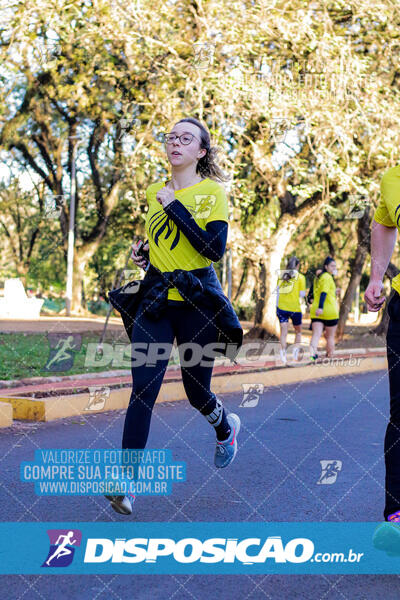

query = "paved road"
[0,369,399,598]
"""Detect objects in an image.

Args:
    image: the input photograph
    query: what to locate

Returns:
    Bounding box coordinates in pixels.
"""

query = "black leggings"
[384,291,400,519]
[122,299,220,449]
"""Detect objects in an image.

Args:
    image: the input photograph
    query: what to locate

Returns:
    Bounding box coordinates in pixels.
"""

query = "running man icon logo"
[85,386,110,411]
[44,194,64,219]
[32,40,61,69]
[120,271,141,294]
[193,194,217,219]
[317,460,343,485]
[192,43,215,69]
[268,118,292,143]
[239,383,264,408]
[117,118,141,144]
[42,529,82,567]
[272,269,299,295]
[44,333,82,372]
[345,195,370,219]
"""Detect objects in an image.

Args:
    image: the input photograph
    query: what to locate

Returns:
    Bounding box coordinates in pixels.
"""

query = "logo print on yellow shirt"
[395,203,400,226]
[148,209,180,249]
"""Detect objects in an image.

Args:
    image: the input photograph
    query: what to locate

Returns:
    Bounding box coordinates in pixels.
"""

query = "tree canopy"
[1,0,399,331]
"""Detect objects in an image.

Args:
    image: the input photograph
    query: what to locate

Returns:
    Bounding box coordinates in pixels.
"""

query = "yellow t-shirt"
[145,177,229,301]
[373,166,400,295]
[310,272,339,319]
[277,272,306,312]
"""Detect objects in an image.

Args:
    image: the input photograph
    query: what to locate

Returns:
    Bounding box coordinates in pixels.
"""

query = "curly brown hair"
[176,117,230,183]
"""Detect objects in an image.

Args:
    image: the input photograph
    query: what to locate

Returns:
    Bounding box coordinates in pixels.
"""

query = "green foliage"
[231,300,255,322]
[0,0,400,308]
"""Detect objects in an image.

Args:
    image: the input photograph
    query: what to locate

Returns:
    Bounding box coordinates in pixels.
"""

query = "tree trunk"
[70,244,97,314]
[236,260,257,306]
[336,209,370,340]
[253,259,268,333]
[71,256,86,315]
[246,222,297,339]
[233,257,248,302]
[245,189,327,340]
[81,279,87,309]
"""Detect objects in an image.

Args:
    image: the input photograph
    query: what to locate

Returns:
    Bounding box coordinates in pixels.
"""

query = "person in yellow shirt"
[365,166,400,530]
[144,175,229,298]
[276,256,306,364]
[309,256,340,360]
[105,117,242,515]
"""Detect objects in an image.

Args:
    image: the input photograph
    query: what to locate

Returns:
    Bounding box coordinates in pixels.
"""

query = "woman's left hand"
[156,188,176,208]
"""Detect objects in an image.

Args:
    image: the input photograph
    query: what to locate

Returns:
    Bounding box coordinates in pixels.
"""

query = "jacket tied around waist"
[107,263,243,362]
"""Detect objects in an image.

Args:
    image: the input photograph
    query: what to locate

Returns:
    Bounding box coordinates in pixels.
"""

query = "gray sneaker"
[104,494,134,515]
[214,413,241,468]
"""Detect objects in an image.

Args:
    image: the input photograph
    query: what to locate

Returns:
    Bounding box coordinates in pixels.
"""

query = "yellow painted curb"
[0,355,387,422]
[0,396,45,421]
[0,400,13,427]
[0,389,130,422]
[214,355,387,395]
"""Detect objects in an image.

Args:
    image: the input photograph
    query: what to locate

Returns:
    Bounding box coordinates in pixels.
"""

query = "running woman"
[309,256,339,360]
[365,165,400,530]
[105,117,241,515]
[276,256,306,364]
[306,268,322,307]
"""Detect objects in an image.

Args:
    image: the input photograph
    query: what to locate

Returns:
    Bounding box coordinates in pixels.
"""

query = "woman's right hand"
[131,240,149,270]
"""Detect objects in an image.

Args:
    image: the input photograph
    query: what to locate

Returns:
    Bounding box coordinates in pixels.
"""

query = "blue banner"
[20,449,186,496]
[0,522,400,574]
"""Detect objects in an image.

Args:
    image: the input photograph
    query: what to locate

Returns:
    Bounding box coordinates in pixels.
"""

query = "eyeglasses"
[162,132,200,145]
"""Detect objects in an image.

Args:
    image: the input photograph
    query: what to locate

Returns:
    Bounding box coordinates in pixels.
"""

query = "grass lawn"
[0,319,385,381]
[0,331,180,380]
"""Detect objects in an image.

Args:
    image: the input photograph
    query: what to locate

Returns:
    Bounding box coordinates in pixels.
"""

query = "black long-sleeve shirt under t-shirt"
[318,291,327,309]
[163,198,228,262]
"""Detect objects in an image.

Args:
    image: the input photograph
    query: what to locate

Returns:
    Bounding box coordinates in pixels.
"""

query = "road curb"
[0,401,13,427]
[0,346,387,389]
[0,353,387,424]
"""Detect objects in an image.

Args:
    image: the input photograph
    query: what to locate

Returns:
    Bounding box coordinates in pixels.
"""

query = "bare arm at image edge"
[365,220,397,311]
[370,220,397,283]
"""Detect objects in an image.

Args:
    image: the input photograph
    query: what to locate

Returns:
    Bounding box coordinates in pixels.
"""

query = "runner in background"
[276,256,306,364]
[309,256,340,360]
[306,268,322,307]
